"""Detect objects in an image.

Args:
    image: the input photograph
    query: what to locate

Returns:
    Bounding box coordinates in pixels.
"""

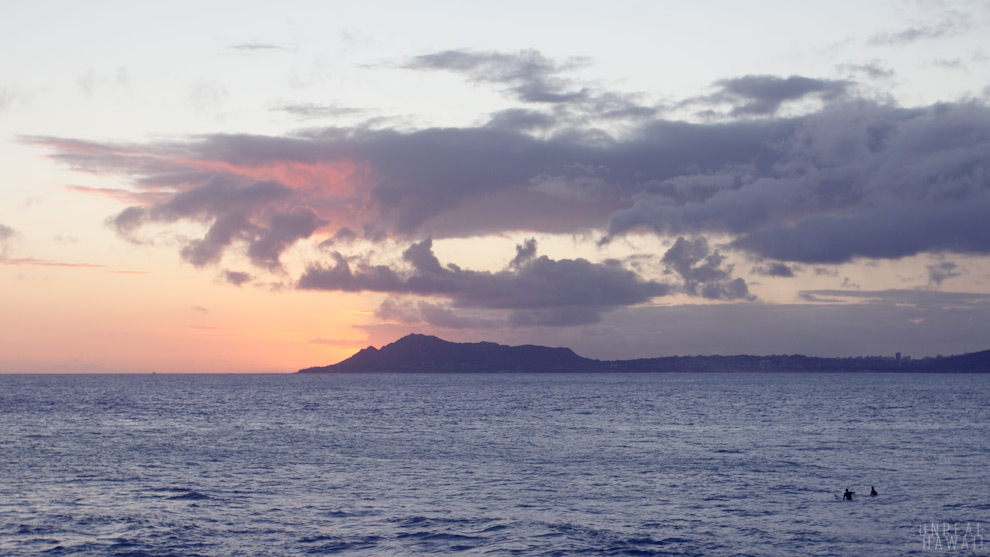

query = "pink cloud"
[66,185,170,205]
[176,158,371,197]
[0,257,104,268]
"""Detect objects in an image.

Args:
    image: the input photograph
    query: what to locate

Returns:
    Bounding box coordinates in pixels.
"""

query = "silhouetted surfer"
[843,489,854,500]
[870,487,877,497]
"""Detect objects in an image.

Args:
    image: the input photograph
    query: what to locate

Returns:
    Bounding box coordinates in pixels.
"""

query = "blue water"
[1,372,988,555]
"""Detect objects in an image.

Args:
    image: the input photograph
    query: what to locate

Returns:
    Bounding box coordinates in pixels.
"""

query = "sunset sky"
[3,1,990,372]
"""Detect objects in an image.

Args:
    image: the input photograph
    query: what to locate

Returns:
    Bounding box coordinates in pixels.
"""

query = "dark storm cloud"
[299,238,672,325]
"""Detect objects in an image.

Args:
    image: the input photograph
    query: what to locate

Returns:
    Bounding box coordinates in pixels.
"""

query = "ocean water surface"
[1,372,988,555]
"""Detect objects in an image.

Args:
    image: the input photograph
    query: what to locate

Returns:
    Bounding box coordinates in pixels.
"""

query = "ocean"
[1,372,988,555]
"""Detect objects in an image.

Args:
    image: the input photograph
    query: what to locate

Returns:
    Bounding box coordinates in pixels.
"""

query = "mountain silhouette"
[299,334,990,373]
[300,333,600,373]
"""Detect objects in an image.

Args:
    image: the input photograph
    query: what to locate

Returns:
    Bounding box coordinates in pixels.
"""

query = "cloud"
[751,262,797,278]
[403,49,656,133]
[0,223,15,256]
[187,79,229,113]
[510,237,538,268]
[0,87,13,112]
[246,208,324,270]
[927,259,961,286]
[77,67,129,96]
[0,257,104,269]
[933,58,965,69]
[798,288,990,308]
[661,237,753,300]
[485,108,557,132]
[223,270,252,286]
[0,225,104,269]
[66,185,168,205]
[868,13,969,45]
[228,42,288,52]
[299,238,672,326]
[375,298,501,329]
[693,75,852,116]
[26,50,990,277]
[837,60,895,80]
[275,103,365,119]
[403,49,590,104]
[607,100,990,264]
[110,176,326,269]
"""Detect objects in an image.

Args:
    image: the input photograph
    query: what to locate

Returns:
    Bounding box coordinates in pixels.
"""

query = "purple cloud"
[927,259,961,287]
[0,223,15,256]
[403,49,590,104]
[707,75,851,116]
[25,50,990,285]
[223,270,252,286]
[299,238,674,326]
[868,12,969,46]
[227,42,288,52]
[751,262,797,278]
[275,103,365,119]
[661,237,753,300]
[606,100,990,263]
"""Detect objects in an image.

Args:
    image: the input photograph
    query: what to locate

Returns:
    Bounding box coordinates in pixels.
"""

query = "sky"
[3,1,990,372]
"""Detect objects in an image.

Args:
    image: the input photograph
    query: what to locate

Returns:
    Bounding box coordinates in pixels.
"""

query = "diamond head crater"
[299,334,990,374]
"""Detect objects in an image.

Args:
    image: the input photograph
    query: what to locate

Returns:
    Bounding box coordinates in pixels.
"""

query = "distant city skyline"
[2,1,990,372]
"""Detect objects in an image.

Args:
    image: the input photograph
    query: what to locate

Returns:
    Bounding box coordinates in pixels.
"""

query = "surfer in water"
[843,489,854,500]
[870,487,877,496]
